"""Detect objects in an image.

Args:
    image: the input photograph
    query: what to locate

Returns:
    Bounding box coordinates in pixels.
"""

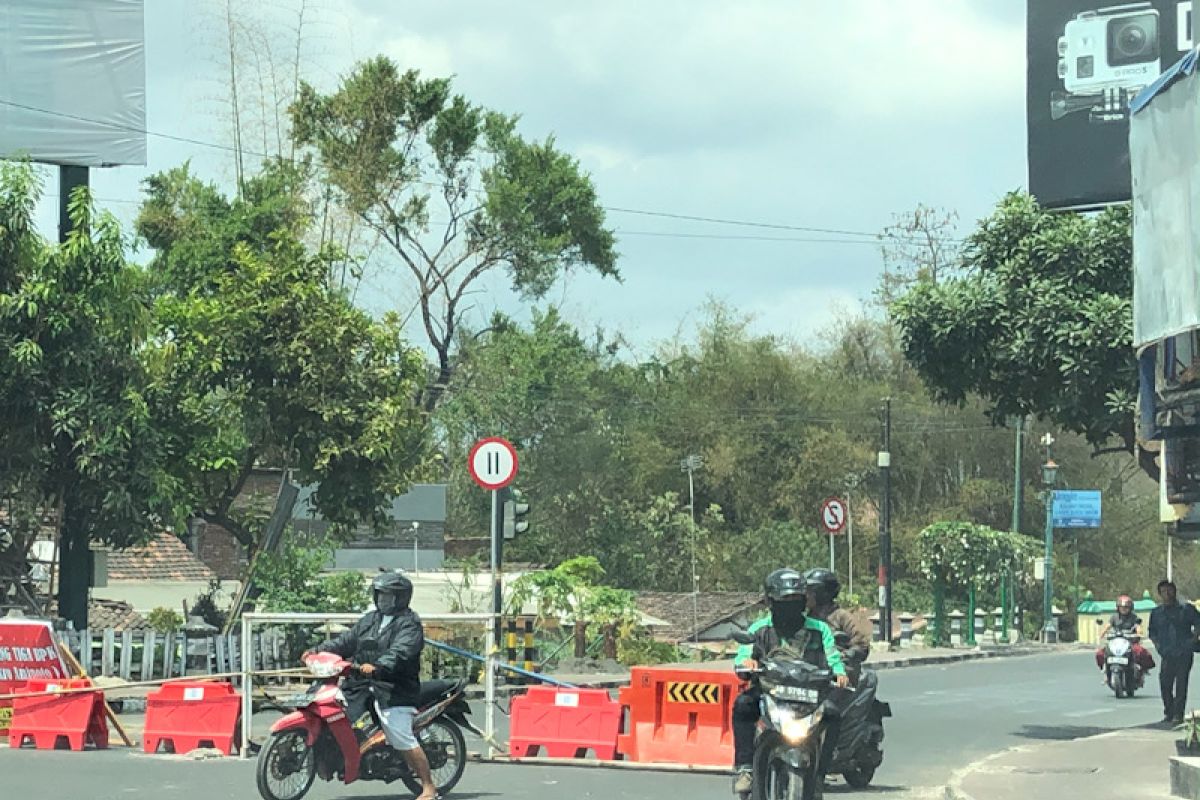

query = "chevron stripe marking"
[666,681,720,704]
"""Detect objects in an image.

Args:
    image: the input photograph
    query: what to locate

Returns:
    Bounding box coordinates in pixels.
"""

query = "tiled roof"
[45,598,150,631]
[106,532,217,582]
[635,591,764,642]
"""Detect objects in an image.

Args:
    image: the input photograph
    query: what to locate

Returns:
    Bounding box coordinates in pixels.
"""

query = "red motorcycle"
[256,649,477,800]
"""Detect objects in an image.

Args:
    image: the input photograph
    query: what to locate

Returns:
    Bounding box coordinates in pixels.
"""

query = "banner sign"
[1027,0,1193,209]
[0,620,71,732]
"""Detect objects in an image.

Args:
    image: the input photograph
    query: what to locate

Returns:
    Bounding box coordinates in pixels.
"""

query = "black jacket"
[318,608,424,707]
[1150,602,1200,661]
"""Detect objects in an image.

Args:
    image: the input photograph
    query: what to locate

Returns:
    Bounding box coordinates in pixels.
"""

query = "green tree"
[0,164,182,627]
[892,193,1139,461]
[290,57,619,410]
[137,161,430,552]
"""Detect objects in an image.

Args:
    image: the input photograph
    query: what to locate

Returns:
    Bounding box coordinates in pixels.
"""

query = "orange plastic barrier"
[144,681,241,755]
[617,667,742,766]
[8,679,108,751]
[508,686,622,760]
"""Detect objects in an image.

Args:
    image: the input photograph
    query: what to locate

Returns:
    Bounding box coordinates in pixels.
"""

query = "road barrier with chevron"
[665,680,721,705]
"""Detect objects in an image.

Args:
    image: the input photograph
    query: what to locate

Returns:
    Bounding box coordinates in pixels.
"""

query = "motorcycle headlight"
[1110,638,1131,656]
[766,697,821,744]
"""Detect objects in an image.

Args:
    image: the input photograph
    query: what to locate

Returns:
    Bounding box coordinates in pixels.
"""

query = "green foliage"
[253,541,368,613]
[147,607,184,633]
[136,161,429,551]
[616,631,683,667]
[291,57,618,409]
[893,193,1136,452]
[919,522,1038,586]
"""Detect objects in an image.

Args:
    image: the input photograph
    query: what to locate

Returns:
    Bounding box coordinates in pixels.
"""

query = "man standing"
[1149,580,1200,724]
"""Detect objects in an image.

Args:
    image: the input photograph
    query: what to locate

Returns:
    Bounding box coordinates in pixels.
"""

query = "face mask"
[375,591,402,616]
[772,601,807,634]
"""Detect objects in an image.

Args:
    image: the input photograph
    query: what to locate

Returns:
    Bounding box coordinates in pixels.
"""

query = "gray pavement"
[0,649,1168,799]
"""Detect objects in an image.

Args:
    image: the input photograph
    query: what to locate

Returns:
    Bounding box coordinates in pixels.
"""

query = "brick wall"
[192,468,284,580]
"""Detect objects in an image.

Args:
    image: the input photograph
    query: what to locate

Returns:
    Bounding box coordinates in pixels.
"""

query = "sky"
[24,0,1028,356]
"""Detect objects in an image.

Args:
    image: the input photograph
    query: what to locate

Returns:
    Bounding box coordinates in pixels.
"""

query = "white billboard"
[0,0,146,167]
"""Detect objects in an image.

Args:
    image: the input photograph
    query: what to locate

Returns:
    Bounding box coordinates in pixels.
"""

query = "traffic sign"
[469,437,518,490]
[821,497,847,534]
[1051,490,1102,528]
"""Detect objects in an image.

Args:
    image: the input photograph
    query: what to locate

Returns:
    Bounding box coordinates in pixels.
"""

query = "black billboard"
[1028,1,1193,209]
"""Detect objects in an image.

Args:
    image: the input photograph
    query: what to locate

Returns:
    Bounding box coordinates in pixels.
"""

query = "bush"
[147,607,183,633]
[254,542,369,613]
[189,579,229,630]
[617,630,682,666]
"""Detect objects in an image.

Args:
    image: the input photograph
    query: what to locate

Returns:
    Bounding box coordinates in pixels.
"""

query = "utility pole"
[1040,433,1060,644]
[681,455,703,644]
[847,487,855,598]
[56,165,91,632]
[878,399,893,646]
[1004,415,1025,643]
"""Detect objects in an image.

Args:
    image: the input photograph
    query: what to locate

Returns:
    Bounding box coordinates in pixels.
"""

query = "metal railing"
[239,611,498,758]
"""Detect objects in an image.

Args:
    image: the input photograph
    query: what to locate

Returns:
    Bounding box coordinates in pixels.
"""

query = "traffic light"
[503,487,530,539]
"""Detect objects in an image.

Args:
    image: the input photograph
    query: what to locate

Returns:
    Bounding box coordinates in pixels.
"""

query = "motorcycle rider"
[1094,594,1155,681]
[803,568,871,684]
[731,568,849,798]
[307,572,437,800]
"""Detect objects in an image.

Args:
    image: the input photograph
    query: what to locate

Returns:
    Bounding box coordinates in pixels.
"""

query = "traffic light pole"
[490,488,504,651]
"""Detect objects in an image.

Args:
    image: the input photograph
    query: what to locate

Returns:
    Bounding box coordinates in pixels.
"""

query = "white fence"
[238,612,498,758]
[60,627,296,681]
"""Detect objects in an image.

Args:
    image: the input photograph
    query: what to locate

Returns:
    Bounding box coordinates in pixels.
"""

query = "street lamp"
[680,455,704,644]
[1042,450,1059,644]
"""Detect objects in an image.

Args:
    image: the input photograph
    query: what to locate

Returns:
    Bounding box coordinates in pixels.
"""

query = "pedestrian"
[1149,579,1200,724]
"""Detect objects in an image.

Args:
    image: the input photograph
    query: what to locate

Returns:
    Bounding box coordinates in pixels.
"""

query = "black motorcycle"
[732,631,842,800]
[824,665,890,787]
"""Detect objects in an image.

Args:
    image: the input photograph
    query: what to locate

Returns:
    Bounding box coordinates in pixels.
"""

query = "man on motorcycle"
[803,568,871,683]
[308,572,438,800]
[1094,594,1155,680]
[731,568,849,797]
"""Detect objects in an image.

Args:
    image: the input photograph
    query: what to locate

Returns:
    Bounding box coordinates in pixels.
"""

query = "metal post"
[1169,532,1174,582]
[491,490,503,656]
[1005,415,1024,644]
[966,585,977,646]
[681,455,703,644]
[878,399,893,646]
[241,615,252,758]
[847,489,854,598]
[1043,486,1056,643]
[829,530,835,572]
[484,619,496,759]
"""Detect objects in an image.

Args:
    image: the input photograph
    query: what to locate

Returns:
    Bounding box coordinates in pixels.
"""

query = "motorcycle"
[732,630,844,800]
[823,633,890,788]
[256,643,479,800]
[1098,621,1144,699]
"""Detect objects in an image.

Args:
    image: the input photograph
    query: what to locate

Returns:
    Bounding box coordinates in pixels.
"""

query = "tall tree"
[891,193,1139,461]
[290,57,619,410]
[137,160,430,550]
[0,164,180,627]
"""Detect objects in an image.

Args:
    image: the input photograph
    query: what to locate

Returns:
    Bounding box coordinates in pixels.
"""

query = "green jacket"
[734,613,846,676]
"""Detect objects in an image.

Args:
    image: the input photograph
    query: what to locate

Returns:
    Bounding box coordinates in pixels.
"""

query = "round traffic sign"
[820,497,847,534]
[468,437,518,490]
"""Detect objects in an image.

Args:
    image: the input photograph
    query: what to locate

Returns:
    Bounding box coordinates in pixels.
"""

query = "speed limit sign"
[820,497,847,534]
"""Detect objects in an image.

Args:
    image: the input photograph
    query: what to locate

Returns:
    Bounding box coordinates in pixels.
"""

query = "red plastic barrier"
[143,681,241,756]
[508,686,622,760]
[8,679,109,751]
[617,667,742,766]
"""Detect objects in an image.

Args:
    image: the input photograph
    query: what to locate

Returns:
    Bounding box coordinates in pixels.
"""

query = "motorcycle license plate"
[1108,657,1129,665]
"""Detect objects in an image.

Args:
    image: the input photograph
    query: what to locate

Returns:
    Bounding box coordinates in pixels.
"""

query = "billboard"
[1027,1,1193,209]
[0,0,146,167]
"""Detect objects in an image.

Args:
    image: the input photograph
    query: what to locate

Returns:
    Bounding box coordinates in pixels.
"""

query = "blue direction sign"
[1052,490,1101,528]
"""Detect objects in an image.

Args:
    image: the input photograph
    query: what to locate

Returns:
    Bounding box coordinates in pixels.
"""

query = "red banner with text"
[0,620,70,733]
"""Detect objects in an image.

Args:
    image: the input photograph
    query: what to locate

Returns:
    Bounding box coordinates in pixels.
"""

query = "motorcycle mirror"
[731,631,755,645]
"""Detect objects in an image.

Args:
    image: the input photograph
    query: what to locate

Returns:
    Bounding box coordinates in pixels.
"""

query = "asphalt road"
[0,649,1169,800]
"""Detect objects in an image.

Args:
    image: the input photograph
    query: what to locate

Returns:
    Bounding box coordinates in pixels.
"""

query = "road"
[0,650,1168,799]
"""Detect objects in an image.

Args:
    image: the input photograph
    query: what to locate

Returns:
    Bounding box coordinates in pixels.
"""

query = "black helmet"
[803,568,841,603]
[372,571,413,613]
[764,568,806,603]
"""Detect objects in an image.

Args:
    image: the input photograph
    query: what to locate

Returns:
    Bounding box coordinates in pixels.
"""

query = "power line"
[0,97,962,248]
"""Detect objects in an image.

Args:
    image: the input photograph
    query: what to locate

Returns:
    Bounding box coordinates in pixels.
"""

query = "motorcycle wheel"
[1112,670,1126,699]
[751,738,809,800]
[843,765,876,788]
[401,718,467,796]
[256,730,316,800]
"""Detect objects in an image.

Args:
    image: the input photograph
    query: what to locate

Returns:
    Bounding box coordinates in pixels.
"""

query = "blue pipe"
[426,638,578,688]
